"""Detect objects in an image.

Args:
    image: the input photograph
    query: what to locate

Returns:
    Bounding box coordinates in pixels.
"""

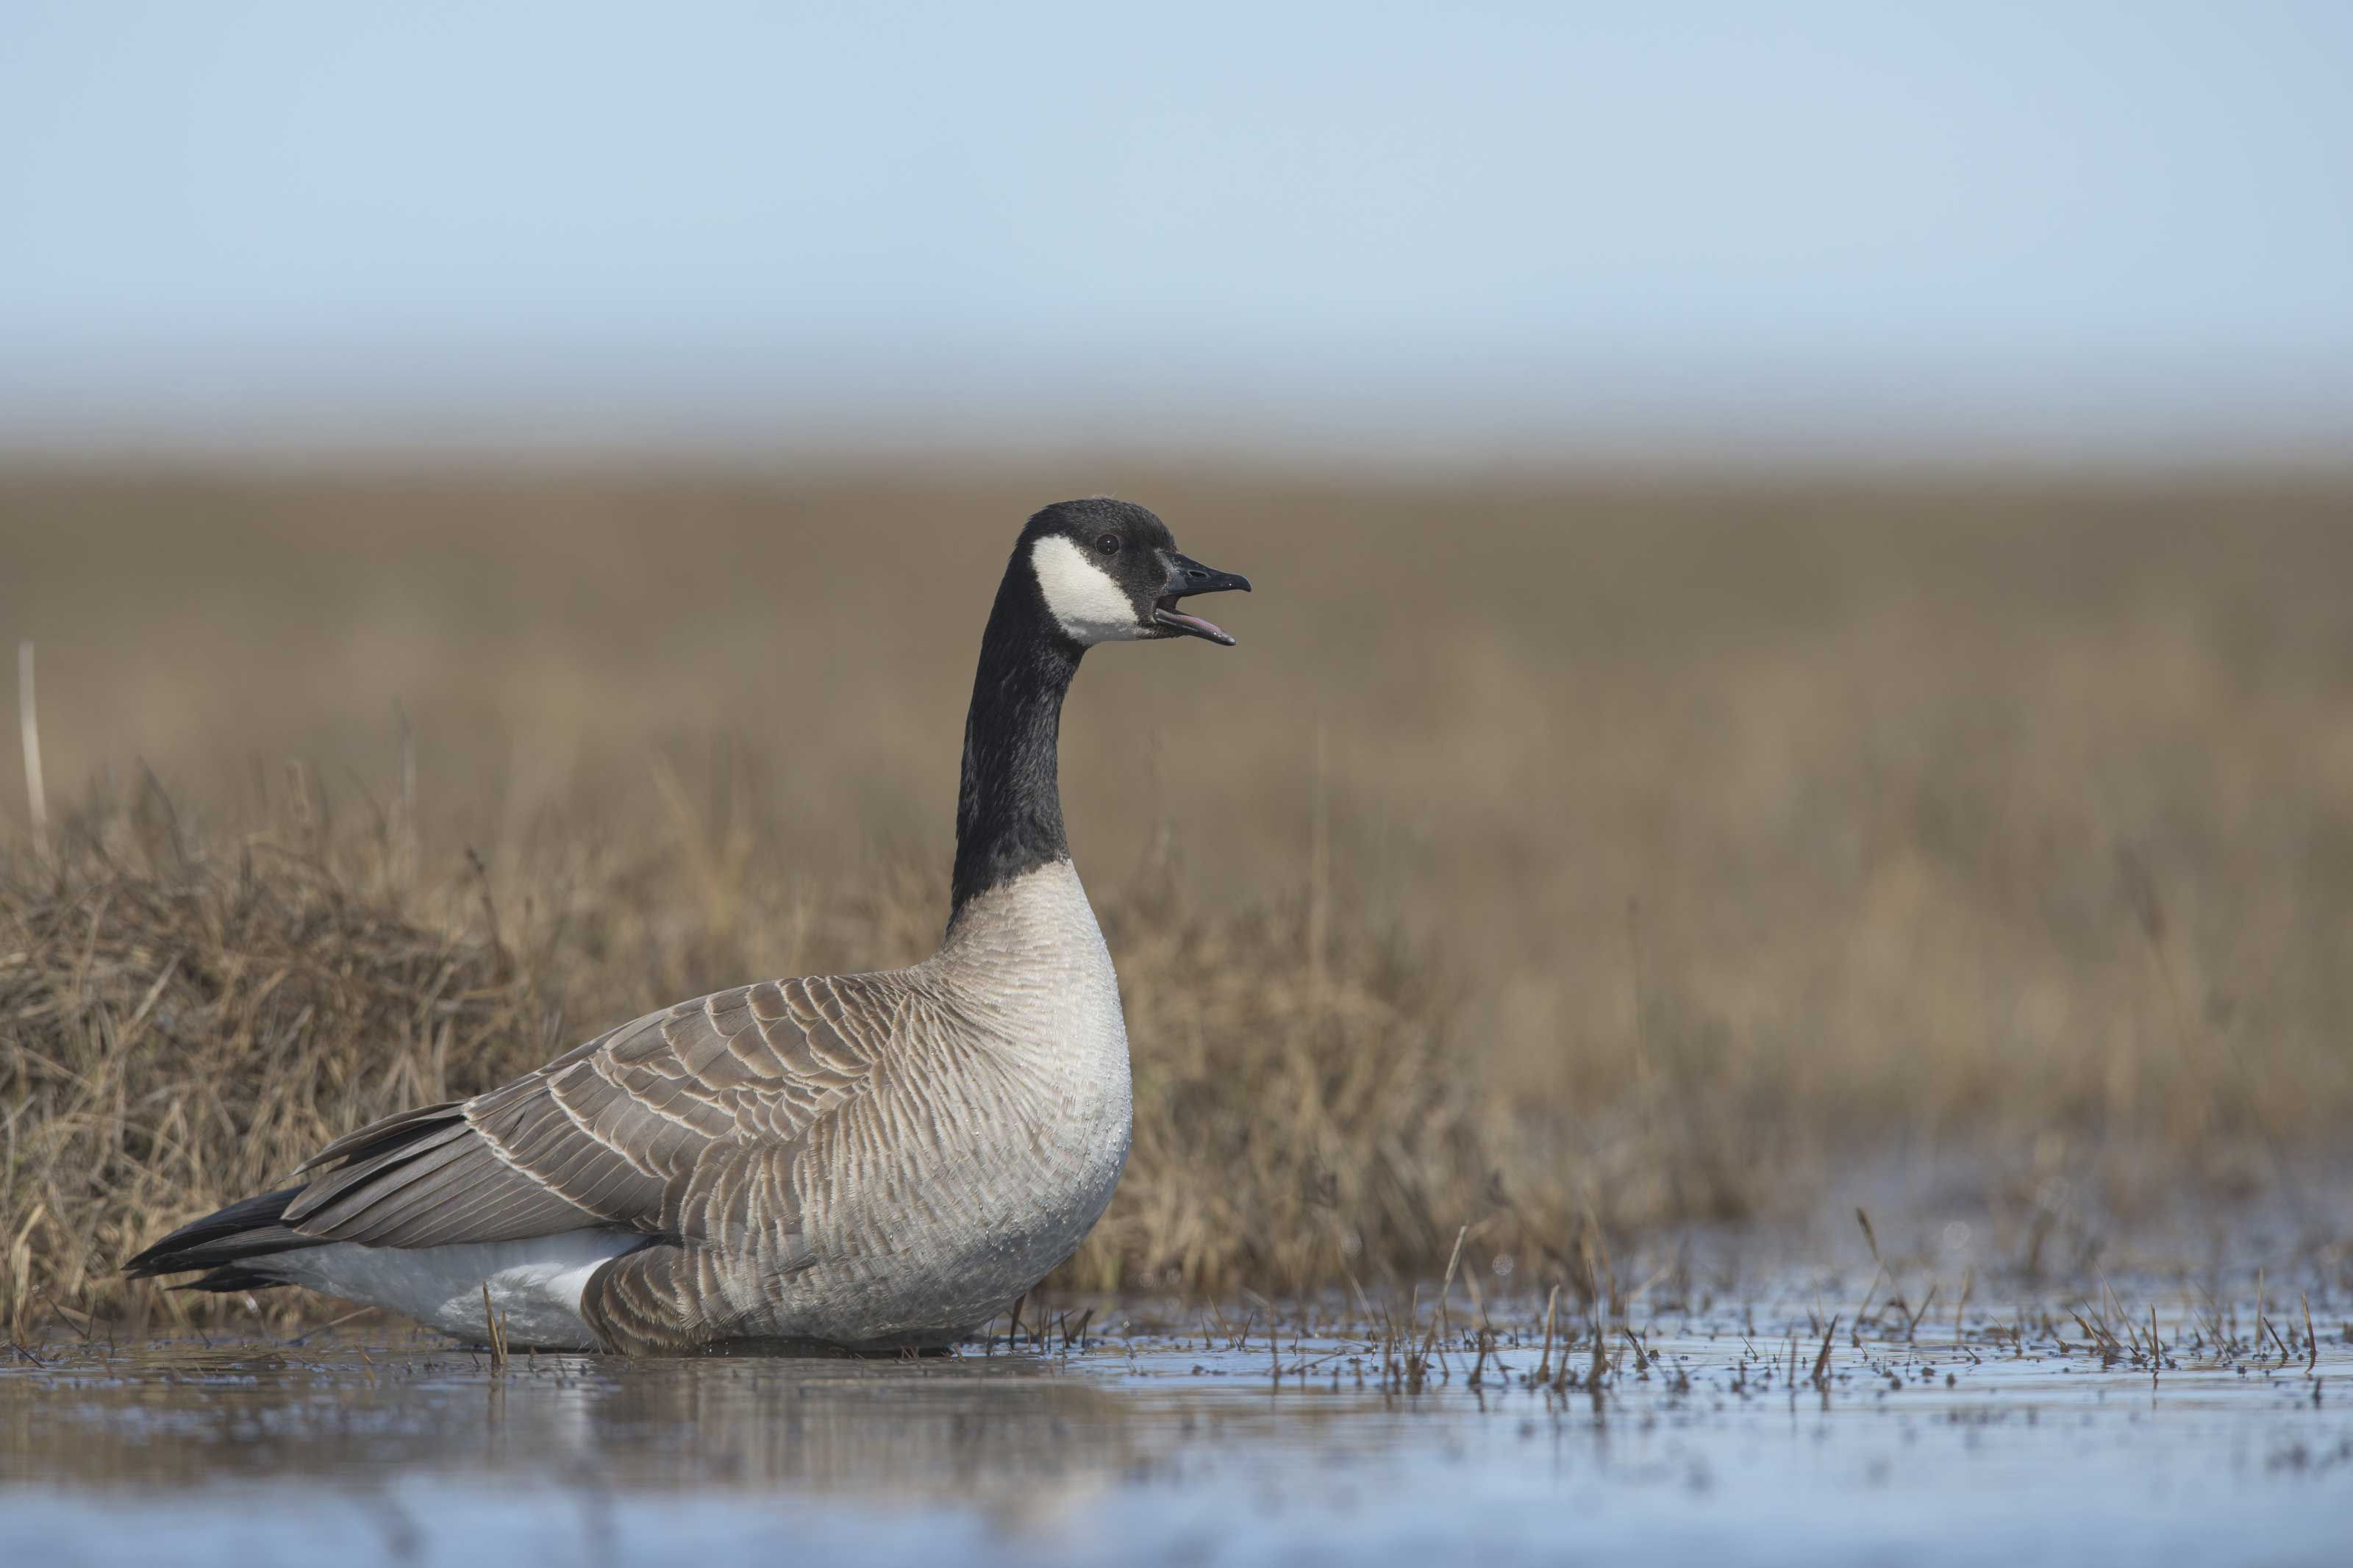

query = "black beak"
[1153,553,1252,645]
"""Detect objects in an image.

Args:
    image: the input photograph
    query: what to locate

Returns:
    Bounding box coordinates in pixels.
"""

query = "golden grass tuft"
[1,813,536,1334]
[1,788,1554,1325]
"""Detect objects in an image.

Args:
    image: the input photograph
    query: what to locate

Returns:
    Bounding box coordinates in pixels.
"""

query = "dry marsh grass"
[1,465,2349,1327]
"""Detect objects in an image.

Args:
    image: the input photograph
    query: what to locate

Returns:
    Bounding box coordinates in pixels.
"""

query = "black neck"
[949,566,1083,923]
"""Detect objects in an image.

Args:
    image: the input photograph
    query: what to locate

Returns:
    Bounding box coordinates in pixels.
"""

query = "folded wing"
[279,974,901,1250]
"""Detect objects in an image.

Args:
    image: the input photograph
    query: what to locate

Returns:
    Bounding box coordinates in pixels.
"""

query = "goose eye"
[1094,533,1121,555]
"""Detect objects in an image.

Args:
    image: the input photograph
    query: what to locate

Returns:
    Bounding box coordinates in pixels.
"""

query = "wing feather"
[279,975,900,1256]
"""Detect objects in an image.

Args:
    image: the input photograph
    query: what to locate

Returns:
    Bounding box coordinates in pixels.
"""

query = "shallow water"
[4,1266,2349,1567]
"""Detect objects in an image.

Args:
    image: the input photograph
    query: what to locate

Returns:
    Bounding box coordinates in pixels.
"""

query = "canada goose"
[125,498,1249,1353]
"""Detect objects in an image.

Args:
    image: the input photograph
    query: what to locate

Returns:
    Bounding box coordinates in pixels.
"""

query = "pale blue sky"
[4,1,2349,459]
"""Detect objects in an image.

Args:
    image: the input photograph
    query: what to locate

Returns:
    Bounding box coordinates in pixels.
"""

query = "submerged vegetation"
[2,468,2351,1329]
[5,1252,2348,1556]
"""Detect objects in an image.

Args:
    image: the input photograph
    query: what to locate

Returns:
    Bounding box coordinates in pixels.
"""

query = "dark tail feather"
[171,1266,293,1295]
[124,1187,323,1281]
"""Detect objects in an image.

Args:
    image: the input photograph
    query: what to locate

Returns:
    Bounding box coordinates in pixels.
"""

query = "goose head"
[1021,498,1251,648]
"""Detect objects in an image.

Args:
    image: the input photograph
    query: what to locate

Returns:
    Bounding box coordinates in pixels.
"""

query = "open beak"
[1152,553,1252,645]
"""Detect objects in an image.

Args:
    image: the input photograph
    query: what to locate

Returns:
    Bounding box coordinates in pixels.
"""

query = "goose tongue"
[1152,604,1235,645]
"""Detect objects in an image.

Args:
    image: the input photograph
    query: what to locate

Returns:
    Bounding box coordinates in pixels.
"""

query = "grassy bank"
[2,800,1529,1331]
[2,467,2349,1328]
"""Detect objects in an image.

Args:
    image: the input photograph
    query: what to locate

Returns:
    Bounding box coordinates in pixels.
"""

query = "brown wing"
[279,973,902,1250]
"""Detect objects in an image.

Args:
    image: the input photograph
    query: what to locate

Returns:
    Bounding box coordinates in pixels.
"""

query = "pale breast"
[763,859,1133,1343]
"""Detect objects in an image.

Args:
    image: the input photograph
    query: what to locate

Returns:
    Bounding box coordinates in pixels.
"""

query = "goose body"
[126,500,1248,1353]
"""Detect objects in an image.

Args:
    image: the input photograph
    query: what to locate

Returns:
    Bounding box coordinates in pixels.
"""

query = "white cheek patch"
[1031,534,1145,644]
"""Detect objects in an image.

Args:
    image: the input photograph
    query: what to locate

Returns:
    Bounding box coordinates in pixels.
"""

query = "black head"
[1015,498,1252,648]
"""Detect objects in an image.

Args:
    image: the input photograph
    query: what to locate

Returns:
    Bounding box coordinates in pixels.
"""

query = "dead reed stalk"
[15,641,45,861]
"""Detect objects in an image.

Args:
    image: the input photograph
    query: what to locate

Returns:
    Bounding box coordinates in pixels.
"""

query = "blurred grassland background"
[4,465,2350,1328]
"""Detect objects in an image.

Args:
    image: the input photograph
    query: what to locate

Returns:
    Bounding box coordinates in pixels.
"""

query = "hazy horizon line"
[6,338,2348,471]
